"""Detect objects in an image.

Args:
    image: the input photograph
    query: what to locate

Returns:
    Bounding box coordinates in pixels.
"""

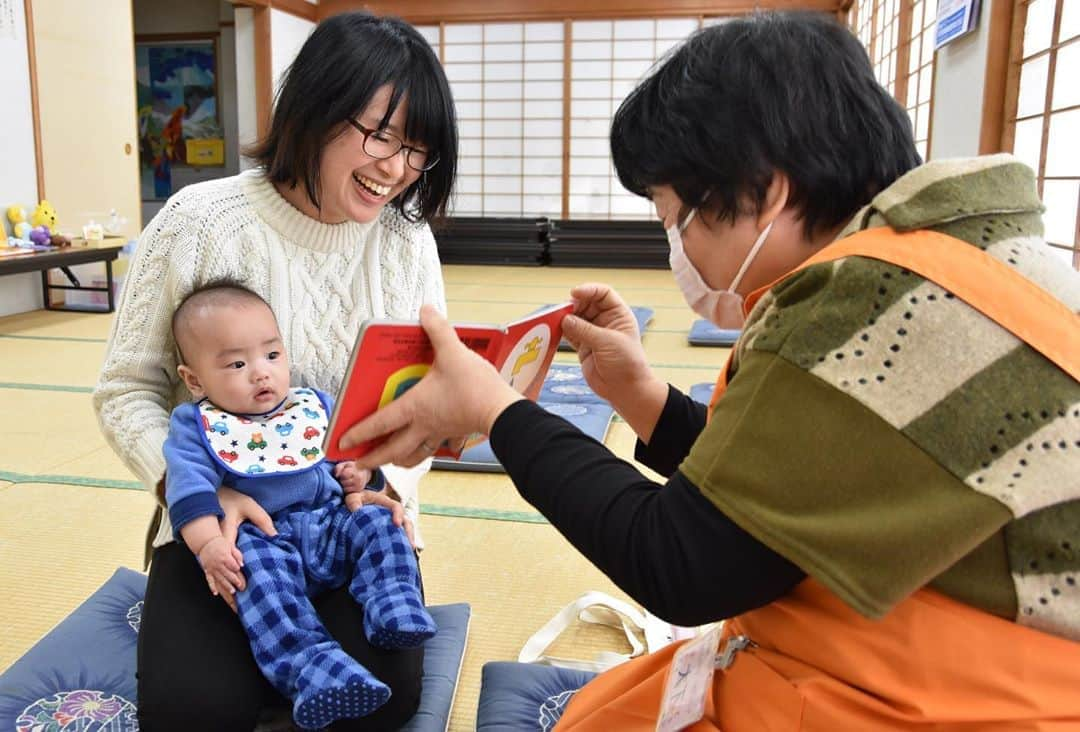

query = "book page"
[495,302,574,401]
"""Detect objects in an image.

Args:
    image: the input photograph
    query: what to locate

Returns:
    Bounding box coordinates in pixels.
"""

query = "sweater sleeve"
[680,349,1013,619]
[93,202,200,490]
[163,403,227,534]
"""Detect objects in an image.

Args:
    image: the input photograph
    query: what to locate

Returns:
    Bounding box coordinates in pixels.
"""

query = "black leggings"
[137,542,424,731]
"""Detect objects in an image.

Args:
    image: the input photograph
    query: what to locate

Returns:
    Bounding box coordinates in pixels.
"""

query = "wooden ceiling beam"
[317,0,842,24]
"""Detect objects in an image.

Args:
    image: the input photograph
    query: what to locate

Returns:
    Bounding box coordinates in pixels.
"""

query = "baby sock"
[364,588,437,649]
[292,647,391,730]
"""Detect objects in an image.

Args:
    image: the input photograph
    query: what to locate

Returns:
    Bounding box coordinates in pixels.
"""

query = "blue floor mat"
[433,364,614,473]
[687,318,740,346]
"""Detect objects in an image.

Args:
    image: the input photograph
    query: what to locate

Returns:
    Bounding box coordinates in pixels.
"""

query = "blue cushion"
[433,365,614,473]
[688,319,741,346]
[0,567,143,730]
[689,382,715,405]
[476,662,597,731]
[0,568,470,732]
[402,603,471,732]
[558,306,654,351]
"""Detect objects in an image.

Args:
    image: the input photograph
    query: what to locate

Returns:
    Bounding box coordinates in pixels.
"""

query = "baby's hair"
[172,279,274,364]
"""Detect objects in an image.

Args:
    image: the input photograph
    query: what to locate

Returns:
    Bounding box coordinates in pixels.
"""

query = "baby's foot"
[364,590,437,649]
[293,648,390,730]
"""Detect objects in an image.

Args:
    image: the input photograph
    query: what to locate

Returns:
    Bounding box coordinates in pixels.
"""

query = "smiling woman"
[249,12,457,225]
[92,11,458,731]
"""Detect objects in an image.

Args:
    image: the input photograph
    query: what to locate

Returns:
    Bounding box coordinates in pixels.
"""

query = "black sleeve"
[490,400,806,626]
[633,384,708,477]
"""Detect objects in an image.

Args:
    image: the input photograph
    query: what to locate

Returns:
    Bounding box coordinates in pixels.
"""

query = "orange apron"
[557,227,1080,731]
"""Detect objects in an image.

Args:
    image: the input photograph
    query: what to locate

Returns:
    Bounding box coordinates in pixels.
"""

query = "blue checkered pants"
[234,502,434,726]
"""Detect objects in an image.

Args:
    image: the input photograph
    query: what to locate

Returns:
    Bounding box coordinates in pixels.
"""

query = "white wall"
[271,9,315,97]
[235,6,257,170]
[929,10,991,159]
[0,0,44,316]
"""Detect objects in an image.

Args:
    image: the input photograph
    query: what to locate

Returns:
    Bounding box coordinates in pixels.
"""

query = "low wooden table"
[0,241,125,313]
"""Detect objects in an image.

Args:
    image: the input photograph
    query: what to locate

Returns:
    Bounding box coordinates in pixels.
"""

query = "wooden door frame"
[23,0,44,201]
[230,0,318,139]
[979,0,1015,154]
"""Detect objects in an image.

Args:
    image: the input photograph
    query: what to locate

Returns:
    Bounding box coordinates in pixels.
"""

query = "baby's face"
[180,301,291,414]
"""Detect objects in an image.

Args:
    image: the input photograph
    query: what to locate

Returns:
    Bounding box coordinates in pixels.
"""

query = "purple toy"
[29,225,52,246]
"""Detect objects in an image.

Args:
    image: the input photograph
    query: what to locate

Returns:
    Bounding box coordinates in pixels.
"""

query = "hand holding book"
[326,303,573,466]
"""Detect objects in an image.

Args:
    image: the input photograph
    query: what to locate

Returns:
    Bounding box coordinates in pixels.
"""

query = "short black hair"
[249,12,457,223]
[171,280,274,364]
[611,11,921,237]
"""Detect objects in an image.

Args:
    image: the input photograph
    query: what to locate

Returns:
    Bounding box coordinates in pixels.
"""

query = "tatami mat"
[0,339,106,387]
[0,482,148,670]
[0,390,110,476]
[0,310,112,340]
[420,515,637,731]
[0,264,730,730]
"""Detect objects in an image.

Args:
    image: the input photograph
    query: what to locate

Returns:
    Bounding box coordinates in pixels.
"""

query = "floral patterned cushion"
[476,662,597,732]
[0,568,143,731]
[0,568,470,732]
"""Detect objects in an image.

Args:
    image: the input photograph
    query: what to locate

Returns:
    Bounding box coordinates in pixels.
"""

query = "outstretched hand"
[564,283,669,443]
[563,283,655,403]
[339,305,524,470]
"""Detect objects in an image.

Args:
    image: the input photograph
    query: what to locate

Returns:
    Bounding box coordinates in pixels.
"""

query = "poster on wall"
[935,0,982,49]
[135,37,224,200]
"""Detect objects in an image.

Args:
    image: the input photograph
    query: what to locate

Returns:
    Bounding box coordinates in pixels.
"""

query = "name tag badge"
[655,624,723,732]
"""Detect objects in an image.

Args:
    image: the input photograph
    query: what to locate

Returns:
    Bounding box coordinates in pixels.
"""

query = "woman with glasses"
[340,11,1080,731]
[94,12,455,730]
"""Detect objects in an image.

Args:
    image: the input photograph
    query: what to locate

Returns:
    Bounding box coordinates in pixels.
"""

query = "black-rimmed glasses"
[347,120,440,172]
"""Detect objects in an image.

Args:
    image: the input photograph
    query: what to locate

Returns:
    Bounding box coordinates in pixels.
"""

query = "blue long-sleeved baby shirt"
[164,387,381,534]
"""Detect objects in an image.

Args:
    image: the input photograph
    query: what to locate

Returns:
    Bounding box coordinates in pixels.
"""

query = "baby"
[163,281,435,730]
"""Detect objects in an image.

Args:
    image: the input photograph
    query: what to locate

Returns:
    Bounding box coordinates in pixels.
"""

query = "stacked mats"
[432,216,548,266]
[0,568,472,732]
[432,364,615,473]
[556,305,654,352]
[687,318,741,346]
[547,219,669,269]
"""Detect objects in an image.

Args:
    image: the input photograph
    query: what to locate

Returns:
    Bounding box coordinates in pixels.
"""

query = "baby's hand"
[198,536,245,613]
[344,491,368,512]
[335,461,372,502]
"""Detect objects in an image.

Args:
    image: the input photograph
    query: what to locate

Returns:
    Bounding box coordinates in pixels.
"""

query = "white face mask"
[666,208,774,329]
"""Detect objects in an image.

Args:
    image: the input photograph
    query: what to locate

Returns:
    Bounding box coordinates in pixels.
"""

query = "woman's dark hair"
[611,11,921,237]
[249,12,457,223]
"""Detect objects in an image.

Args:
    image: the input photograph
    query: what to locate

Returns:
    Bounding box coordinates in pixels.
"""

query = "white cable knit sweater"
[93,169,446,549]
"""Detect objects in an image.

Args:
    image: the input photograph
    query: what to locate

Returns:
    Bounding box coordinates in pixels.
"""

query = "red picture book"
[324,302,575,462]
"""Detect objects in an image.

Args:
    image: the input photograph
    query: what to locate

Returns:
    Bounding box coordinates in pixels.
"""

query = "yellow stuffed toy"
[30,200,58,230]
[6,204,31,240]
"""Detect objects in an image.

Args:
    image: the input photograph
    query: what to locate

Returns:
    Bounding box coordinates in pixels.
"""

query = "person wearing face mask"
[335,10,1080,730]
[93,13,457,731]
[667,205,773,329]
